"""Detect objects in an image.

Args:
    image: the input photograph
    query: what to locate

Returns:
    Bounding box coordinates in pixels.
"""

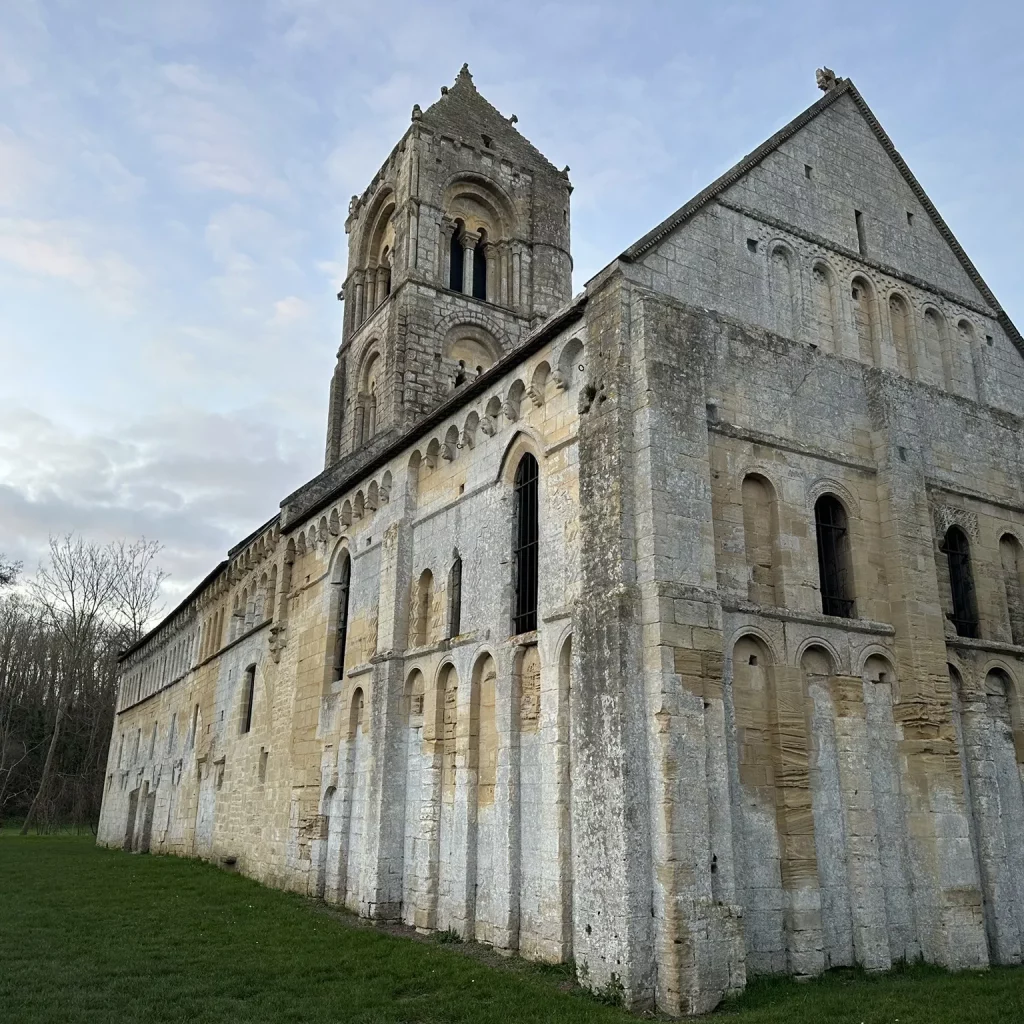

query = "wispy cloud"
[0,0,1021,598]
[0,217,143,314]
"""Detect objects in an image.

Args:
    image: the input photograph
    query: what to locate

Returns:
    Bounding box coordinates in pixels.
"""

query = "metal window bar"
[512,455,539,635]
[816,499,854,618]
[943,529,980,638]
[448,556,462,638]
[333,558,351,680]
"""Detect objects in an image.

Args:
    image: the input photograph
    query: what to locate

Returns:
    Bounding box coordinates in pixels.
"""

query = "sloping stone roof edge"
[617,79,1024,356]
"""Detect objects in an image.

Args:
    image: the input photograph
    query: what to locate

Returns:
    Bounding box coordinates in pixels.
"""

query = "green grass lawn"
[1,835,1022,1023]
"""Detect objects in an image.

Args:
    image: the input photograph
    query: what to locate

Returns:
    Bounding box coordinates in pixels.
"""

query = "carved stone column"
[353,270,365,326]
[511,245,522,310]
[485,245,497,304]
[461,229,480,297]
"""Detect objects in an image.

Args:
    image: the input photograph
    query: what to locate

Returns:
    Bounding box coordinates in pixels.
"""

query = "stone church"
[98,66,1024,1014]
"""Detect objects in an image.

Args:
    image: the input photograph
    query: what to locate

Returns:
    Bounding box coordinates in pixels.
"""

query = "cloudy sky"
[1,0,1021,607]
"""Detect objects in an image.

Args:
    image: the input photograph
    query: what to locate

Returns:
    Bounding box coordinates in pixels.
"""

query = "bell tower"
[324,65,573,467]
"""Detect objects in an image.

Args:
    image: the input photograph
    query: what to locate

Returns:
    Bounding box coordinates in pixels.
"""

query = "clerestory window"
[815,495,854,618]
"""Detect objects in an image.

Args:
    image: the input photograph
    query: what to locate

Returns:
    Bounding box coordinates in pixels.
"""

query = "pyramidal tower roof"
[418,64,560,174]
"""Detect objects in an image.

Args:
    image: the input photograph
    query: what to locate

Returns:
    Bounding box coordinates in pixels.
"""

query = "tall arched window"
[512,454,539,634]
[815,495,854,618]
[449,220,465,292]
[1000,534,1024,645]
[942,526,979,638]
[448,554,462,639]
[332,554,351,682]
[473,231,487,300]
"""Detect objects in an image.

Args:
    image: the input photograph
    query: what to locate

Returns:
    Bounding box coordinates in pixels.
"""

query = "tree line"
[0,536,166,832]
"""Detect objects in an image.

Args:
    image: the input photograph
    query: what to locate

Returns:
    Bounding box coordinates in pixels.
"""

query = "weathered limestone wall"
[99,320,586,962]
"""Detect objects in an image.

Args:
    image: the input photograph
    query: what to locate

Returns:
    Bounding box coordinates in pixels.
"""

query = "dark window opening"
[815,495,854,618]
[804,164,812,179]
[448,555,462,638]
[242,665,256,734]
[906,211,914,228]
[454,360,467,387]
[481,133,493,148]
[855,210,867,257]
[942,526,980,638]
[449,220,464,291]
[748,655,758,666]
[746,238,758,253]
[473,234,487,300]
[512,454,539,635]
[333,555,351,680]
[851,285,860,299]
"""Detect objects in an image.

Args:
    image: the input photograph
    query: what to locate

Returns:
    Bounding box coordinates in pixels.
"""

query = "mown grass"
[0,835,1021,1023]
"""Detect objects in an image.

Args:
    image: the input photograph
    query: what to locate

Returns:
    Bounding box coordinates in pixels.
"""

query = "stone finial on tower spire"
[816,67,838,92]
[459,63,472,81]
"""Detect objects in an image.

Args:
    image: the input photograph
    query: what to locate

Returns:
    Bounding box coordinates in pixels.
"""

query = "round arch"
[726,626,780,665]
[794,636,842,671]
[496,429,545,486]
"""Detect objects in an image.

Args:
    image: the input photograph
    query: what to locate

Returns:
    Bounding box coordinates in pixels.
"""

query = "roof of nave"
[418,64,563,177]
[615,72,1024,356]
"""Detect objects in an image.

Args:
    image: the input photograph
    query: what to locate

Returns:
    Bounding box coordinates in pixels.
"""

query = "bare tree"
[0,555,20,588]
[19,538,117,833]
[110,538,167,646]
[0,535,167,832]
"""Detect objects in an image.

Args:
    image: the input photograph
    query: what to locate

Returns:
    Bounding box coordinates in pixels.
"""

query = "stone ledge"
[721,599,896,636]
[945,635,1024,658]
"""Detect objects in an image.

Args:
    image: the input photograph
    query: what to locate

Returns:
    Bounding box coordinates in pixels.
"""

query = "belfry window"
[815,495,854,618]
[473,230,487,300]
[332,554,351,681]
[942,526,979,638]
[512,454,539,635]
[449,220,465,292]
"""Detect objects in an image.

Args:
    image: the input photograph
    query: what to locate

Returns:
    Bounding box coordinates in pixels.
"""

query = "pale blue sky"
[1,0,1021,602]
